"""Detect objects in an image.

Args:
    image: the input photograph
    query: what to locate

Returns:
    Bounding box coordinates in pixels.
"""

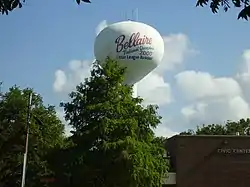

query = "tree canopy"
[0,86,65,187]
[0,0,90,15]
[0,59,168,187]
[180,118,250,135]
[1,0,250,20]
[196,0,250,20]
[49,58,168,187]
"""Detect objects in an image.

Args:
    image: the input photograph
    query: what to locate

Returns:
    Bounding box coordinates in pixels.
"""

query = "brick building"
[164,135,250,187]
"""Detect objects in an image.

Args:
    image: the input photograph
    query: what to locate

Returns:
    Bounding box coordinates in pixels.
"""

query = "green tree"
[52,58,168,187]
[196,0,250,20]
[180,118,250,135]
[0,86,65,187]
[0,0,90,15]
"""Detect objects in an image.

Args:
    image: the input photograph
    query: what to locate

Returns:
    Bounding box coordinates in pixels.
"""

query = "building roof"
[168,134,250,141]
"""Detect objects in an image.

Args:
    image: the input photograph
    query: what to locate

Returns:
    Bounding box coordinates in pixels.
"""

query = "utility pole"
[0,82,2,99]
[21,92,33,187]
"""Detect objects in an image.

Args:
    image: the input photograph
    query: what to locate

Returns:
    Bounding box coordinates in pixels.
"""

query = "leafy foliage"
[0,59,168,187]
[196,0,250,20]
[180,118,250,135]
[0,0,22,15]
[0,0,90,15]
[0,86,65,187]
[52,58,168,187]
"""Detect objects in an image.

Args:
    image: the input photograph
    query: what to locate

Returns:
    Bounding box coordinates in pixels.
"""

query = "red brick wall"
[167,135,250,187]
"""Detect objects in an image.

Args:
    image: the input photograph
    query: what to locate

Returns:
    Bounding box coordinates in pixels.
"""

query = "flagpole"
[21,92,33,187]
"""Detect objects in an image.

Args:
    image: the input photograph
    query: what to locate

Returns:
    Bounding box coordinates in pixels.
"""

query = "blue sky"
[1,0,250,136]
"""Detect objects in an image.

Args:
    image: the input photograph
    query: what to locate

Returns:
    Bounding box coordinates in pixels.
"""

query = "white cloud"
[53,60,92,94]
[154,123,178,138]
[177,50,250,128]
[236,49,250,104]
[56,109,72,136]
[175,71,242,101]
[137,72,172,106]
[181,97,250,125]
[155,33,198,74]
[53,70,67,93]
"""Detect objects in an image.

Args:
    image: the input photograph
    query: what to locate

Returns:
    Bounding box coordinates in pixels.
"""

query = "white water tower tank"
[94,21,164,85]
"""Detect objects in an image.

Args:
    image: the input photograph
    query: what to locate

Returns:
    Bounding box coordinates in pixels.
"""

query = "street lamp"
[21,92,33,187]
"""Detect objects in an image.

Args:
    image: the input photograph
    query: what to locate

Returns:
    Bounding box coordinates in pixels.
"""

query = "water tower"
[94,12,164,97]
